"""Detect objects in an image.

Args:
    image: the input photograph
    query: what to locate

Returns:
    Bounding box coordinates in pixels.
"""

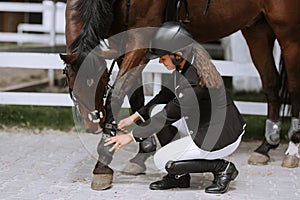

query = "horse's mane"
[71,0,115,66]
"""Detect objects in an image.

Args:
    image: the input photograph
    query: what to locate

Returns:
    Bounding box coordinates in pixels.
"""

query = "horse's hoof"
[248,152,270,165]
[91,174,113,190]
[122,162,146,175]
[281,155,299,168]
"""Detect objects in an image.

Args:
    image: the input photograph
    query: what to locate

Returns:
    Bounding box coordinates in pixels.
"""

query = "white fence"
[221,31,281,92]
[0,52,269,116]
[0,1,65,45]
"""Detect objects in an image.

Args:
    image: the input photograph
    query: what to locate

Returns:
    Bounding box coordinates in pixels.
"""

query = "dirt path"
[0,45,66,91]
[0,68,48,89]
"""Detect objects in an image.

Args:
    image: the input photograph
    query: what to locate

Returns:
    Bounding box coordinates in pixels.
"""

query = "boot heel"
[231,170,239,180]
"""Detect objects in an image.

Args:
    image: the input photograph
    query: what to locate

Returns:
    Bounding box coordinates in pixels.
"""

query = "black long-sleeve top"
[132,61,245,152]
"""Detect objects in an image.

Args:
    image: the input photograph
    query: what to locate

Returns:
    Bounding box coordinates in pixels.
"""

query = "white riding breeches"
[153,131,244,172]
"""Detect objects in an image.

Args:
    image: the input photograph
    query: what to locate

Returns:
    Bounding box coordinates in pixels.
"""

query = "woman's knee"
[153,137,195,172]
[153,149,170,172]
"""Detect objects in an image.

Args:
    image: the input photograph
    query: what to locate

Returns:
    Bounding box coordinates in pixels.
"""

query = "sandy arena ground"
[0,128,299,200]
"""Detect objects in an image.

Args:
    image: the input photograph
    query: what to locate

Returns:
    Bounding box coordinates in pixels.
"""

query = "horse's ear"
[59,53,77,64]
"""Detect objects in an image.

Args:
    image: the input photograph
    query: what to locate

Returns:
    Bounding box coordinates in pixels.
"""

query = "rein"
[203,0,211,16]
[175,0,211,23]
[176,0,190,23]
[99,0,131,135]
[173,0,210,22]
[105,0,131,93]
[103,59,117,98]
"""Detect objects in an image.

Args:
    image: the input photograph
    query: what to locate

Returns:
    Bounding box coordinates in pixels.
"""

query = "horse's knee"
[262,85,279,101]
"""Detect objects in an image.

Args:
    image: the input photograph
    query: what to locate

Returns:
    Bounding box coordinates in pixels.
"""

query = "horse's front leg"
[91,132,115,190]
[241,20,281,165]
[100,50,152,174]
[105,48,159,175]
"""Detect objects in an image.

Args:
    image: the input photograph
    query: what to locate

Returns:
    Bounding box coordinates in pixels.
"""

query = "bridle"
[63,63,105,125]
[62,0,131,134]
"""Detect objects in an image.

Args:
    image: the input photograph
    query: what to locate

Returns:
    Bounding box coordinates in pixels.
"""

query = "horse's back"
[186,0,262,42]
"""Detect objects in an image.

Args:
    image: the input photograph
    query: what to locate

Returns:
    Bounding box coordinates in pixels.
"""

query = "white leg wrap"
[285,141,300,158]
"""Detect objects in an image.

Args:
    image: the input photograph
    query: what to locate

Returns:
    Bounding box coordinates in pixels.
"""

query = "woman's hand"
[118,112,141,132]
[104,133,134,152]
[118,117,134,132]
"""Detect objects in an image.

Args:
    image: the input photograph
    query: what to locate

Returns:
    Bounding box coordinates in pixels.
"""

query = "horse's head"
[60,52,109,134]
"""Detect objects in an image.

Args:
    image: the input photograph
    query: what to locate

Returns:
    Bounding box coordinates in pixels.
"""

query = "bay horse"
[60,0,300,190]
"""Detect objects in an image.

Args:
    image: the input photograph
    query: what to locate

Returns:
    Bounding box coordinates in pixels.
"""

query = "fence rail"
[0,2,50,13]
[0,1,65,45]
[0,52,271,116]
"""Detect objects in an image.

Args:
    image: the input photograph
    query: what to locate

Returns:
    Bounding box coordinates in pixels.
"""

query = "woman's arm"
[137,73,176,120]
[105,97,183,152]
[131,98,182,142]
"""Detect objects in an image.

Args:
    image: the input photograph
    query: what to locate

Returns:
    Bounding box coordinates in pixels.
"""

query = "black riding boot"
[150,159,238,193]
[205,161,239,194]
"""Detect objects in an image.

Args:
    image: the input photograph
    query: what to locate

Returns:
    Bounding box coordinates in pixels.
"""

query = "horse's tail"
[279,54,290,117]
[71,0,115,64]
